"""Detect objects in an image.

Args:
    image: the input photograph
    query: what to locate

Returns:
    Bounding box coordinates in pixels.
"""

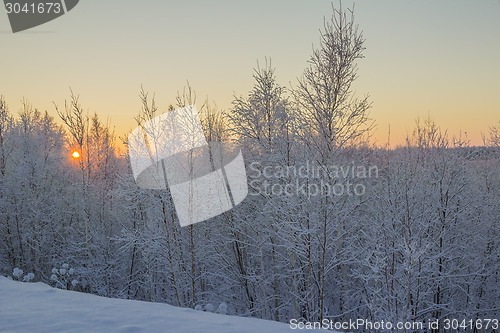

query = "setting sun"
[72,151,80,159]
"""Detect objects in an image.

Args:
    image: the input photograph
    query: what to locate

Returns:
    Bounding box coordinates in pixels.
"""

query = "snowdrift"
[0,276,294,333]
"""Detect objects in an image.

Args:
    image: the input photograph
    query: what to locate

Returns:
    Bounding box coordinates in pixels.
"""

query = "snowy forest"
[1,5,498,332]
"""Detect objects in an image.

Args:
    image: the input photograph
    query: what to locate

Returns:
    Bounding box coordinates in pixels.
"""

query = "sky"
[1,0,499,147]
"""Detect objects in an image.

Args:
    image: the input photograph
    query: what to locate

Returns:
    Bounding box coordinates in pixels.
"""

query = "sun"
[72,151,80,159]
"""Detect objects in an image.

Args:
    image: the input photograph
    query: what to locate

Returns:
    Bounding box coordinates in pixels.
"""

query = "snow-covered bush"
[50,263,78,290]
[217,302,227,315]
[204,303,215,312]
[23,272,35,282]
[12,268,34,282]
[12,268,23,280]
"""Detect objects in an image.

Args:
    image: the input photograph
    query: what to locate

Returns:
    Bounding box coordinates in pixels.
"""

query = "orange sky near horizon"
[1,0,499,148]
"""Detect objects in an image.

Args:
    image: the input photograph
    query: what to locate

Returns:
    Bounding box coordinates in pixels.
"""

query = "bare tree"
[230,59,291,156]
[0,96,13,177]
[485,121,500,147]
[292,3,373,322]
[294,3,373,154]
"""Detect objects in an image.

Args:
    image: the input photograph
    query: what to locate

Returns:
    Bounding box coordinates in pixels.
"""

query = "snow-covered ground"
[0,276,295,333]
